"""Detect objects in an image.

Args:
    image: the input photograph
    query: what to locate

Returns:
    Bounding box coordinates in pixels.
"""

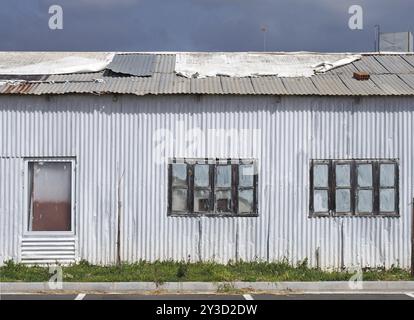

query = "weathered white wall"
[0,94,413,269]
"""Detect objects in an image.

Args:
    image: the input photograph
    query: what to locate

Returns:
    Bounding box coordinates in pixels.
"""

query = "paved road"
[2,293,414,300]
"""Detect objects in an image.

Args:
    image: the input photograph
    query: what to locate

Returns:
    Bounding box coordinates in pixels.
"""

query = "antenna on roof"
[374,25,380,52]
[261,25,268,52]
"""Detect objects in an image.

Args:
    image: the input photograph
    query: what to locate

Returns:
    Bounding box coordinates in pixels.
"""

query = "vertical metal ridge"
[0,95,413,269]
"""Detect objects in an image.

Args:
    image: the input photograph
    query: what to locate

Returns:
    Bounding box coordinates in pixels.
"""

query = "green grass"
[0,259,412,282]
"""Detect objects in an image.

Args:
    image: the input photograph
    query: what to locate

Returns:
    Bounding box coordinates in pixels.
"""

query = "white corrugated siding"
[0,94,413,269]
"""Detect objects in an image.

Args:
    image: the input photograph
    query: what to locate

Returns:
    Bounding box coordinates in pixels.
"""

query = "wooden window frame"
[377,160,400,216]
[168,158,258,217]
[309,159,399,218]
[309,160,331,217]
[214,161,234,214]
[354,160,373,217]
[333,160,354,216]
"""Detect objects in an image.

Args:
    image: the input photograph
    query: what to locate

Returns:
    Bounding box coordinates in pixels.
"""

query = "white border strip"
[74,293,86,300]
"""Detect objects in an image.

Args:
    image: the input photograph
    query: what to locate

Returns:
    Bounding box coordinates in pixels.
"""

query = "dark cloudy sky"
[0,0,413,52]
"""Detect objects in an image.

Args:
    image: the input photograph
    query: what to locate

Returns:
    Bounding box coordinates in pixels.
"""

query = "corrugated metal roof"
[398,74,414,90]
[338,74,383,96]
[401,55,414,69]
[353,56,390,74]
[370,74,414,95]
[1,53,414,96]
[220,77,255,94]
[190,77,223,94]
[250,76,287,95]
[325,62,359,75]
[373,55,414,74]
[310,75,352,96]
[281,77,319,95]
[47,72,105,82]
[153,54,176,74]
[107,54,155,76]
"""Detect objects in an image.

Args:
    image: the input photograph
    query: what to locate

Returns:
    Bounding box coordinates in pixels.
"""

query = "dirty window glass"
[314,190,328,212]
[357,164,372,187]
[336,164,350,187]
[311,159,398,217]
[171,189,187,212]
[380,189,395,212]
[336,189,351,212]
[379,163,396,213]
[216,190,232,212]
[28,161,72,232]
[194,190,210,212]
[172,164,187,186]
[169,159,258,216]
[380,164,395,187]
[239,164,254,187]
[357,190,373,213]
[239,189,254,213]
[194,165,210,187]
[216,165,232,188]
[314,164,328,187]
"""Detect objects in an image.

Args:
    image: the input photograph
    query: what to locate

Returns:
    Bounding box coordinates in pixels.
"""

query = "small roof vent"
[353,71,370,81]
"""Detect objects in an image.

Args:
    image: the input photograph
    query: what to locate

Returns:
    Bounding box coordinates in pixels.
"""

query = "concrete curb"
[1,281,414,294]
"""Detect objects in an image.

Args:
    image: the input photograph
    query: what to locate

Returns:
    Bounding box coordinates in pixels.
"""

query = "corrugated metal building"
[0,52,414,270]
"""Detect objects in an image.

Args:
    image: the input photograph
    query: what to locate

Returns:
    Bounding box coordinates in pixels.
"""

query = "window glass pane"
[216,190,232,212]
[313,164,328,187]
[239,189,254,213]
[239,164,254,187]
[357,164,372,187]
[172,164,187,187]
[314,190,328,212]
[380,164,395,187]
[194,165,210,188]
[380,189,395,212]
[336,189,351,212]
[216,165,232,188]
[194,190,210,212]
[336,164,350,187]
[172,189,187,211]
[357,190,373,213]
[29,162,72,232]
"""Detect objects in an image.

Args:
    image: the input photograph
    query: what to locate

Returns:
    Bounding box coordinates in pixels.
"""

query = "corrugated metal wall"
[0,94,413,269]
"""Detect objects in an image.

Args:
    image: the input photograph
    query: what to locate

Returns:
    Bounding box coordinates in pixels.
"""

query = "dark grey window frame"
[333,160,354,216]
[309,159,399,218]
[168,158,258,217]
